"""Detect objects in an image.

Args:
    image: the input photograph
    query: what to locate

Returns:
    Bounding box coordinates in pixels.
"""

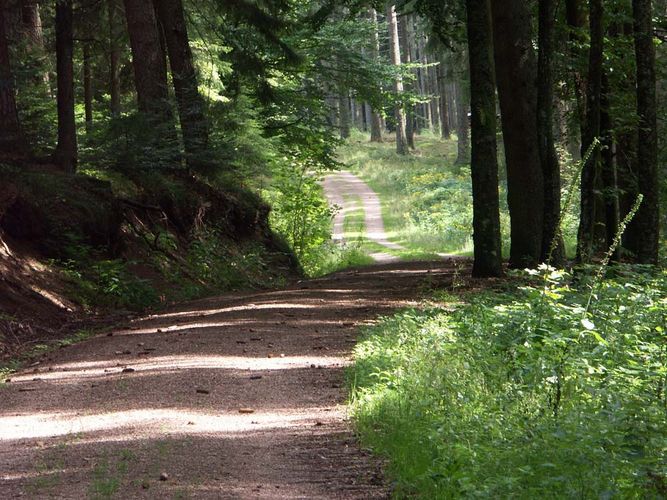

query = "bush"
[350,267,667,498]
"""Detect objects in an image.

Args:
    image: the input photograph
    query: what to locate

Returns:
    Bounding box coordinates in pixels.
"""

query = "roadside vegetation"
[350,265,667,497]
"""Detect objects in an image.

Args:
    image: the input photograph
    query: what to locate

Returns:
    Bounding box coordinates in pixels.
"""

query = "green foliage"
[351,268,667,498]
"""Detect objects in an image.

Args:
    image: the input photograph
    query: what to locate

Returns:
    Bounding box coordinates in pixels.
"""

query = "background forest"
[0,0,666,497]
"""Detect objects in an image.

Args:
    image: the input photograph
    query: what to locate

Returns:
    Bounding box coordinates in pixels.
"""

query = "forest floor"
[0,258,464,499]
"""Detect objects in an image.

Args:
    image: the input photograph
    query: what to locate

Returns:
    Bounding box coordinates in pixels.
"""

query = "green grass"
[349,267,667,498]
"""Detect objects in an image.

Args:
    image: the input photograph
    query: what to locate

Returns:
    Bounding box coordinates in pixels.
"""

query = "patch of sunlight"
[8,355,349,382]
[149,302,318,320]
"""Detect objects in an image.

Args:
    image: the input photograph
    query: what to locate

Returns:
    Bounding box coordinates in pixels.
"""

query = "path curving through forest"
[322,171,404,262]
[0,260,463,499]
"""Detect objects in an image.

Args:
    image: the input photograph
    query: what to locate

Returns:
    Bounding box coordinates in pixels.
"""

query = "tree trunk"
[566,0,588,142]
[387,3,407,154]
[626,0,659,263]
[0,4,25,157]
[108,0,122,116]
[54,0,77,173]
[600,71,619,257]
[339,91,350,139]
[437,55,451,139]
[123,0,171,118]
[368,8,383,143]
[537,0,564,263]
[576,0,603,263]
[154,0,210,167]
[491,0,544,269]
[428,57,440,135]
[454,80,470,164]
[83,43,93,134]
[398,13,415,149]
[466,0,503,278]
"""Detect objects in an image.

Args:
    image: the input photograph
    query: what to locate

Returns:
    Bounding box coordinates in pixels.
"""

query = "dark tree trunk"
[437,55,451,139]
[123,0,171,118]
[600,71,619,257]
[454,80,469,164]
[0,4,25,157]
[54,0,77,173]
[339,91,350,139]
[566,0,587,140]
[83,43,93,134]
[428,58,440,134]
[537,0,564,263]
[368,8,383,143]
[387,3,407,155]
[466,0,503,278]
[626,0,659,263]
[399,13,415,149]
[576,0,603,263]
[108,0,121,116]
[491,0,544,269]
[154,0,209,167]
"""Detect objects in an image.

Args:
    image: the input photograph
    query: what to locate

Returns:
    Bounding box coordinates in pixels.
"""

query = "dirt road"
[322,171,404,262]
[0,261,461,499]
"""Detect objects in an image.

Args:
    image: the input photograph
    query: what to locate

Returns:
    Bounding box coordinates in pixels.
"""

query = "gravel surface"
[0,260,464,499]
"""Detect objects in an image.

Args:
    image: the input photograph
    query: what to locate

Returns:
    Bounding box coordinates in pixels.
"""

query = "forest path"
[0,261,463,499]
[322,171,404,263]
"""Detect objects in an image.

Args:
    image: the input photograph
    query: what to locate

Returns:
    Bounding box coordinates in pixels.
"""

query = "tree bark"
[368,8,383,142]
[576,0,603,263]
[54,0,77,173]
[398,13,415,149]
[154,0,210,167]
[387,3,407,155]
[537,0,564,263]
[339,91,350,139]
[108,0,122,116]
[626,0,659,263]
[0,3,25,157]
[123,0,171,119]
[437,54,451,139]
[83,43,93,134]
[491,0,544,268]
[466,0,503,277]
[454,80,469,164]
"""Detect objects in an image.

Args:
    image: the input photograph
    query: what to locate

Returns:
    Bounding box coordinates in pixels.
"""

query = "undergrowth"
[350,266,667,498]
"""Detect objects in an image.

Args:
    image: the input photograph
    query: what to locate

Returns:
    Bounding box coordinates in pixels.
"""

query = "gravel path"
[322,171,404,263]
[0,261,462,499]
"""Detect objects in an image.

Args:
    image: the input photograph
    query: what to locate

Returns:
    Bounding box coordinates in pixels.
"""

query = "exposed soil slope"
[0,260,464,499]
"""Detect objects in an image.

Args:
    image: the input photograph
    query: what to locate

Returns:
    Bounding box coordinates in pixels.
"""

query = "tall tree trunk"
[626,0,659,263]
[398,13,415,149]
[576,0,603,262]
[154,0,210,167]
[491,0,544,269]
[466,0,503,278]
[339,91,350,139]
[428,57,440,134]
[20,0,49,87]
[454,80,470,164]
[566,0,587,142]
[368,8,383,142]
[0,4,25,157]
[600,71,619,257]
[437,55,451,139]
[83,43,93,134]
[537,0,564,263]
[54,0,77,173]
[123,0,171,118]
[387,3,407,154]
[417,36,432,131]
[108,0,122,116]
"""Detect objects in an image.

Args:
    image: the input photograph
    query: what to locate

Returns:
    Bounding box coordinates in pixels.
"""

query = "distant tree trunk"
[54,0,77,173]
[491,0,544,269]
[368,8,383,143]
[0,4,26,157]
[466,0,503,278]
[387,3,407,155]
[537,0,564,263]
[566,0,587,142]
[454,80,470,164]
[437,55,451,139]
[123,0,171,119]
[339,91,350,139]
[154,0,210,167]
[599,71,619,257]
[108,0,122,116]
[576,0,603,263]
[416,35,432,131]
[398,13,415,149]
[626,0,659,263]
[428,57,440,134]
[83,43,93,134]
[20,0,49,88]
